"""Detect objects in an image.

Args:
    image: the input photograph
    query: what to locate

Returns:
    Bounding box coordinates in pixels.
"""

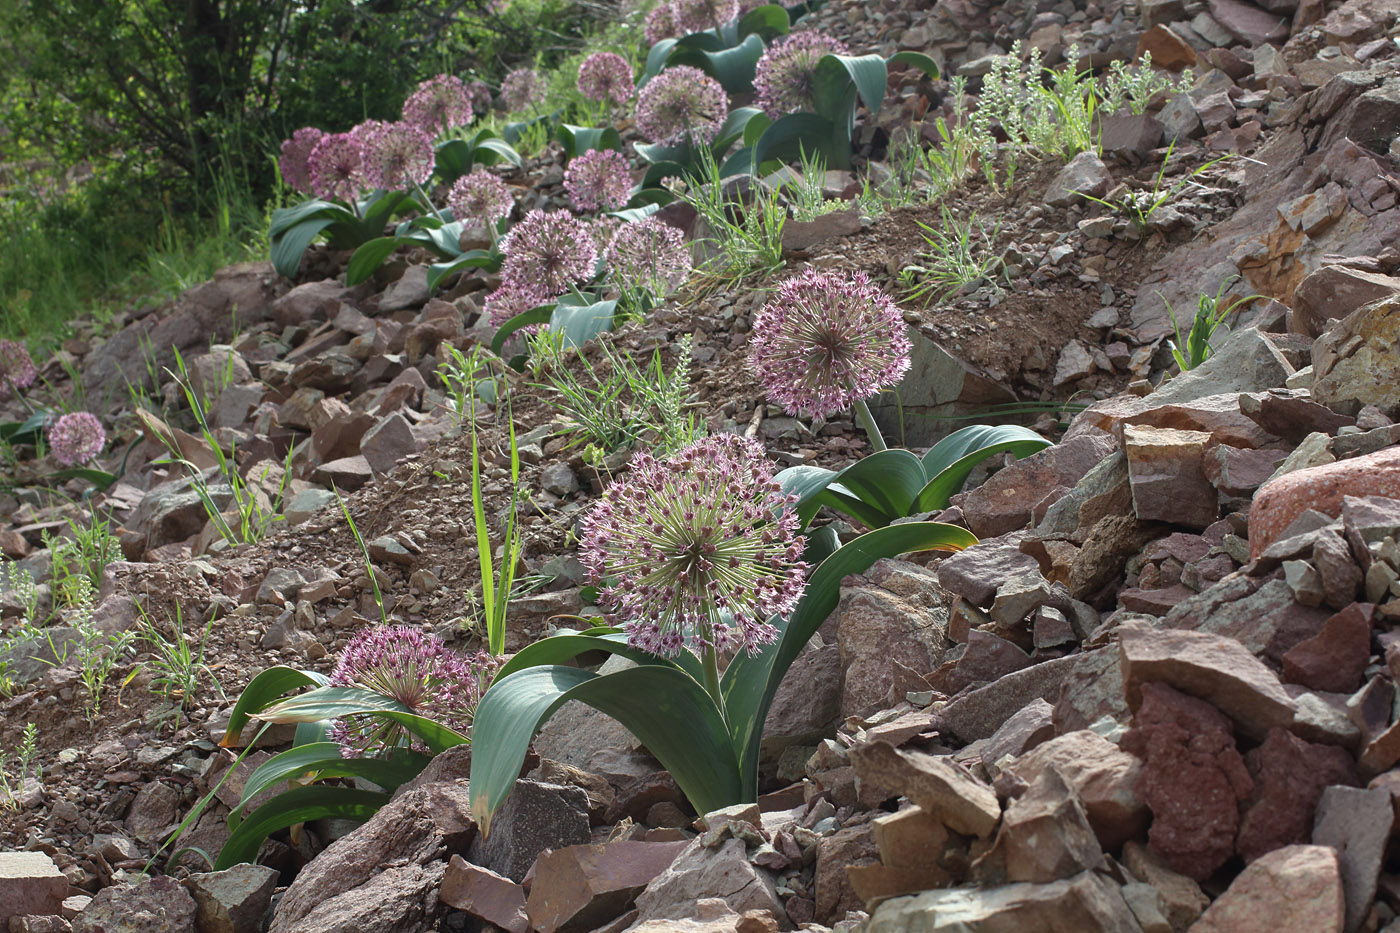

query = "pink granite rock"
[1249,447,1400,558]
[1191,845,1344,933]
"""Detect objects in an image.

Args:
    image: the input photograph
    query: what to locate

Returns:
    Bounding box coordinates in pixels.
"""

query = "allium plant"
[0,339,38,401]
[328,626,499,757]
[307,132,366,203]
[484,281,552,328]
[279,127,325,194]
[577,52,635,109]
[644,3,679,45]
[634,65,729,147]
[358,121,436,191]
[448,169,514,238]
[563,148,633,212]
[499,209,598,296]
[500,68,545,112]
[749,268,911,449]
[671,0,739,34]
[753,32,851,118]
[467,79,494,115]
[402,74,474,135]
[582,433,807,660]
[47,412,106,467]
[605,217,692,299]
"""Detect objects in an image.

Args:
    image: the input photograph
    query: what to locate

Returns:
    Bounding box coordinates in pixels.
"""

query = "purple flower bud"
[358,121,436,190]
[670,0,739,34]
[499,209,598,296]
[644,4,679,45]
[500,68,545,112]
[604,217,691,298]
[306,131,365,203]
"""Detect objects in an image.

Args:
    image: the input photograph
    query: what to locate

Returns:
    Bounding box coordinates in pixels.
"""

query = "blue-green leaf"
[737,4,790,40]
[215,786,390,870]
[231,742,430,824]
[345,236,406,285]
[559,125,624,159]
[914,425,1051,512]
[491,304,555,357]
[888,51,940,80]
[667,33,765,94]
[550,298,619,349]
[221,667,331,748]
[271,217,337,278]
[426,249,498,293]
[254,685,470,754]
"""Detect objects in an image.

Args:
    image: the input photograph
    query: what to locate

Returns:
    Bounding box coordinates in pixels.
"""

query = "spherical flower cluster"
[279,127,325,194]
[644,4,678,45]
[752,32,850,118]
[581,434,807,657]
[577,52,635,106]
[564,148,633,212]
[47,412,106,467]
[448,169,515,228]
[500,68,544,112]
[0,339,38,401]
[634,66,728,146]
[467,79,494,115]
[329,625,500,757]
[670,0,739,34]
[605,217,691,297]
[402,73,474,134]
[749,269,912,419]
[307,132,366,203]
[499,209,598,296]
[484,281,552,328]
[358,121,436,190]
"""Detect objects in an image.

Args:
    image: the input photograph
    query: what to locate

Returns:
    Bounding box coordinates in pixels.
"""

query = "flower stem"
[701,644,726,719]
[853,397,887,451]
[412,179,448,225]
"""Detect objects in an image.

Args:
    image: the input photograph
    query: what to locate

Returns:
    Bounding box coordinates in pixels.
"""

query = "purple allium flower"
[605,217,691,297]
[564,148,633,213]
[448,169,515,228]
[671,0,740,34]
[749,269,912,419]
[752,32,850,118]
[484,281,554,331]
[467,79,494,115]
[0,339,38,401]
[577,52,635,106]
[500,68,545,112]
[47,412,105,467]
[307,132,366,203]
[580,434,807,657]
[402,74,474,134]
[644,4,679,45]
[279,127,325,195]
[588,215,624,255]
[358,121,436,190]
[634,66,728,146]
[499,209,598,296]
[329,625,501,757]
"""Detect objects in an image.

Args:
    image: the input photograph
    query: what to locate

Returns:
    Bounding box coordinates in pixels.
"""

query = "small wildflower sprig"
[329,626,500,757]
[577,52,635,115]
[500,68,545,113]
[581,434,807,671]
[753,32,850,119]
[564,148,633,213]
[402,74,474,136]
[307,132,366,204]
[279,127,325,195]
[0,340,38,402]
[605,217,692,300]
[448,169,515,242]
[635,66,728,147]
[749,268,912,450]
[47,412,106,467]
[499,209,598,296]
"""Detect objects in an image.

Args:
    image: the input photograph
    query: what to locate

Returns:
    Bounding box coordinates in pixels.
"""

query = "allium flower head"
[0,339,38,401]
[329,625,500,757]
[644,4,679,45]
[358,121,436,190]
[564,148,633,212]
[279,127,325,195]
[500,68,545,112]
[467,79,494,115]
[307,131,366,203]
[671,0,740,34]
[635,66,728,146]
[484,281,553,328]
[605,217,691,297]
[749,268,912,419]
[499,209,598,295]
[752,32,850,118]
[448,169,514,227]
[577,52,635,106]
[403,74,474,133]
[581,434,807,656]
[47,412,105,467]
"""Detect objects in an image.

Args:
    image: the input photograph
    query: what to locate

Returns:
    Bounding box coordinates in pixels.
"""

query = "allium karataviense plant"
[499,209,598,295]
[753,32,851,119]
[306,131,366,203]
[644,3,679,45]
[577,52,635,110]
[47,412,106,467]
[563,148,633,213]
[0,339,37,401]
[605,216,692,299]
[634,65,728,147]
[402,73,474,135]
[279,127,324,195]
[749,268,912,450]
[358,121,436,191]
[500,67,545,112]
[465,434,977,833]
[671,0,739,34]
[448,169,515,242]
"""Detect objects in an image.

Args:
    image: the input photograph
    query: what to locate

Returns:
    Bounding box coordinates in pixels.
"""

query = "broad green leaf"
[813,53,888,117]
[550,298,619,349]
[254,685,470,754]
[468,665,743,834]
[737,4,790,40]
[712,106,764,153]
[231,742,430,823]
[672,32,727,52]
[497,627,706,685]
[434,138,477,182]
[426,249,499,293]
[268,199,350,237]
[718,146,755,177]
[753,113,844,168]
[722,521,977,796]
[558,125,624,159]
[888,50,941,80]
[491,304,555,357]
[779,464,896,529]
[914,433,1051,512]
[0,411,49,443]
[345,236,405,285]
[744,112,773,147]
[634,141,692,166]
[642,38,680,84]
[474,137,523,168]
[215,786,390,870]
[271,217,336,278]
[359,190,416,237]
[423,221,467,259]
[668,33,765,94]
[221,667,330,748]
[816,449,926,524]
[639,160,686,187]
[47,467,119,490]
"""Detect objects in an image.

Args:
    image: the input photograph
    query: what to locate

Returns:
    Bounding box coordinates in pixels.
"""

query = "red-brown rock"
[1250,447,1400,558]
[1281,602,1373,694]
[1236,727,1358,864]
[440,856,528,933]
[524,840,689,933]
[1135,24,1196,70]
[1191,845,1344,933]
